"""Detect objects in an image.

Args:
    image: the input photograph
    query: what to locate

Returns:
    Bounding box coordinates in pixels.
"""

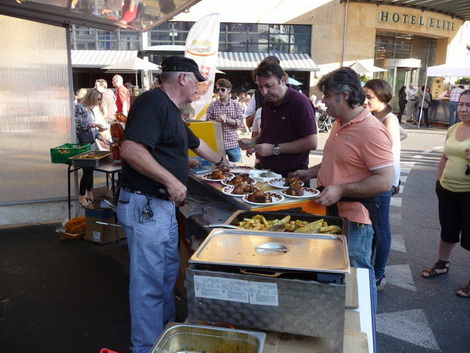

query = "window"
[70,22,312,55]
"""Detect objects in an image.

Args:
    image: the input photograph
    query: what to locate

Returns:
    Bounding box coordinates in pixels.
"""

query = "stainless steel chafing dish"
[150,323,266,353]
[185,228,350,353]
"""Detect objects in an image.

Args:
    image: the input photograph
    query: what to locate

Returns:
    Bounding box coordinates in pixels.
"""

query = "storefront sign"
[378,11,455,32]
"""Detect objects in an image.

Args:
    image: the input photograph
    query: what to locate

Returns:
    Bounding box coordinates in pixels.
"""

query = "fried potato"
[293,219,324,233]
[236,215,341,234]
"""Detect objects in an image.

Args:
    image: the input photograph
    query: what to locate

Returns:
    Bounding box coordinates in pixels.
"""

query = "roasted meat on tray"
[247,190,272,203]
[232,184,258,195]
[284,172,301,186]
[227,173,254,185]
[285,182,304,196]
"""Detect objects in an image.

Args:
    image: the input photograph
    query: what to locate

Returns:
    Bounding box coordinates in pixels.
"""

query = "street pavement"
[312,124,470,352]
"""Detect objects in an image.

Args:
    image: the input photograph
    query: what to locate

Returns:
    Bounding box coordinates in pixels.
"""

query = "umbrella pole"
[135,72,138,88]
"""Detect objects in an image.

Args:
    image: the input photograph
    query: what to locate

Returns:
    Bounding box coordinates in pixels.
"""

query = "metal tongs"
[204,224,238,229]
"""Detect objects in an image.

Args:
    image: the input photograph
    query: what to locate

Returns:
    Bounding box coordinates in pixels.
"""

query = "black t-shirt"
[120,88,200,194]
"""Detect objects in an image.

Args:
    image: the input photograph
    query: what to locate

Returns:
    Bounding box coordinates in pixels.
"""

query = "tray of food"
[201,170,234,182]
[241,190,284,205]
[50,143,91,164]
[224,210,349,235]
[268,173,304,189]
[221,173,256,186]
[69,150,112,168]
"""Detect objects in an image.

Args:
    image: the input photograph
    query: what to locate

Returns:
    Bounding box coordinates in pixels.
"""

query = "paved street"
[312,124,470,352]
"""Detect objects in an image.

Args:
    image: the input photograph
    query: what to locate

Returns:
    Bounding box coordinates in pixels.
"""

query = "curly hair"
[317,67,365,108]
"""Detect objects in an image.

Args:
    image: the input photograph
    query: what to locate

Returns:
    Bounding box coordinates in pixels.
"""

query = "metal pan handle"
[239,268,283,277]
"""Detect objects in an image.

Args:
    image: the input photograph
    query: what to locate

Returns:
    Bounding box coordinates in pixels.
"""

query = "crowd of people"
[73,74,129,208]
[71,55,470,353]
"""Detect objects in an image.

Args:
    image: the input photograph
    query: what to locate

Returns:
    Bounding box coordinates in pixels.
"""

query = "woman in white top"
[364,79,407,289]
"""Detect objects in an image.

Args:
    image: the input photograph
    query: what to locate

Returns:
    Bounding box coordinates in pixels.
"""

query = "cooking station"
[174,169,376,353]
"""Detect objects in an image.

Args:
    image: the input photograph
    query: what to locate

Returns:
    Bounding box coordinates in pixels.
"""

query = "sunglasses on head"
[215,88,226,93]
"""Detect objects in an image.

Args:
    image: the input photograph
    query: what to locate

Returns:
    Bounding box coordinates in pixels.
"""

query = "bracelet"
[215,156,224,166]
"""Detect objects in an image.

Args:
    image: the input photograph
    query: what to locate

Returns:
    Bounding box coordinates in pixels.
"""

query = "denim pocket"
[118,190,131,204]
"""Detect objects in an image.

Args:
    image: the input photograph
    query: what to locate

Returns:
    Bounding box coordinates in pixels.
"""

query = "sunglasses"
[215,88,227,93]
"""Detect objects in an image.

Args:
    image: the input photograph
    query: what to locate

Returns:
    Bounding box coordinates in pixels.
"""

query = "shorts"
[436,180,470,250]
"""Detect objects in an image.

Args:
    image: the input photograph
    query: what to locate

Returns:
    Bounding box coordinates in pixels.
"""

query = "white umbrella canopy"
[102,57,161,86]
[102,57,161,71]
[348,60,386,75]
[288,77,302,86]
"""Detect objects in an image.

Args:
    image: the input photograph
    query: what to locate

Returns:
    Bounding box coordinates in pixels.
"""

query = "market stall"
[419,58,470,126]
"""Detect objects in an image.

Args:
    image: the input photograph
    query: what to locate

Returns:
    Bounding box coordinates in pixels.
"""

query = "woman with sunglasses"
[206,78,245,162]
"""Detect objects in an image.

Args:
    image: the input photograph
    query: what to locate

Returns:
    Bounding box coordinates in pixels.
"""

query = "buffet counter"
[187,173,327,214]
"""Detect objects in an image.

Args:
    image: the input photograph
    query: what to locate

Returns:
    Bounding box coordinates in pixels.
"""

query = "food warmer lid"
[190,229,350,274]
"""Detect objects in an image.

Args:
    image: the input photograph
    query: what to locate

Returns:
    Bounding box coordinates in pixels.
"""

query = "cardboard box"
[91,186,114,209]
[85,207,126,245]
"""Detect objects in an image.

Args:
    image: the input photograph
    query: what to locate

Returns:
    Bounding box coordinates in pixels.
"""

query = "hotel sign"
[378,11,455,32]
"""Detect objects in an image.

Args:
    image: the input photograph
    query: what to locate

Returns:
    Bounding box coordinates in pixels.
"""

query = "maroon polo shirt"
[257,87,317,176]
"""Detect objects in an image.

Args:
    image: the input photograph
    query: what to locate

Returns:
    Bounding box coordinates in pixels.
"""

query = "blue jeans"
[348,222,376,313]
[226,146,242,162]
[372,190,392,281]
[449,101,460,126]
[117,190,179,353]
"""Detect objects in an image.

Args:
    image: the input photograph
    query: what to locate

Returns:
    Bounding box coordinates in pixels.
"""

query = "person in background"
[293,68,394,312]
[206,78,244,162]
[74,89,106,208]
[421,90,470,299]
[449,85,465,127]
[179,103,195,121]
[240,59,317,176]
[364,79,406,290]
[397,86,407,124]
[246,107,262,169]
[112,74,130,116]
[75,88,87,104]
[415,85,432,127]
[95,78,117,123]
[117,56,229,353]
[439,89,451,100]
[406,83,416,123]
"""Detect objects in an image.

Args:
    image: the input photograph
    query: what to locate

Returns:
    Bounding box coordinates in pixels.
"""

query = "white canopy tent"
[418,58,470,127]
[102,57,161,87]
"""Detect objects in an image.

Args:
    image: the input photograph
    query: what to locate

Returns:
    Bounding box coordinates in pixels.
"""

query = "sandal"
[456,281,470,298]
[421,260,449,278]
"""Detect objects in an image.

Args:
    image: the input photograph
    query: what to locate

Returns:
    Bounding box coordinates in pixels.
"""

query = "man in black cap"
[117,56,229,353]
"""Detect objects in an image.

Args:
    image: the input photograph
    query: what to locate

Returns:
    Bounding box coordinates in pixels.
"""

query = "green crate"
[50,143,92,164]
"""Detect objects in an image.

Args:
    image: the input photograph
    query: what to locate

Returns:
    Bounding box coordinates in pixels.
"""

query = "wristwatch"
[273,144,281,156]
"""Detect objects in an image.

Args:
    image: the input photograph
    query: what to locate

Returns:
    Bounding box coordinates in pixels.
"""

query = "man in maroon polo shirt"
[241,60,317,176]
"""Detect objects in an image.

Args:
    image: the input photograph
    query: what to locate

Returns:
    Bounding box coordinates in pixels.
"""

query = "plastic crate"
[50,143,91,164]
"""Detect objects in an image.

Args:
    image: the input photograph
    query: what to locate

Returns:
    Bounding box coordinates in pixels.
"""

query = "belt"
[121,187,169,200]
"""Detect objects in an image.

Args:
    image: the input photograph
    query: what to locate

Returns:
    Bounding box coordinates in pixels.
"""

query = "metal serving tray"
[225,210,349,236]
[190,229,350,274]
[69,150,112,168]
[150,323,266,353]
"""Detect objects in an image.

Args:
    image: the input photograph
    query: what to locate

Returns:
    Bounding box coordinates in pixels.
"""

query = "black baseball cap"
[161,56,206,82]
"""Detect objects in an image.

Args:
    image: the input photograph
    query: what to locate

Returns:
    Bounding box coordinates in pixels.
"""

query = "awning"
[217,52,318,72]
[72,50,318,72]
[71,50,138,69]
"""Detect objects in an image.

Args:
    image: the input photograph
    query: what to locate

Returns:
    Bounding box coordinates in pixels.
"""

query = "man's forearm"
[338,167,393,198]
[193,139,227,166]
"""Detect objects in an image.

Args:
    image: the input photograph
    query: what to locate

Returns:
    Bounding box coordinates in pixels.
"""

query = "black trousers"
[79,168,94,196]
[436,180,470,250]
[397,100,406,123]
